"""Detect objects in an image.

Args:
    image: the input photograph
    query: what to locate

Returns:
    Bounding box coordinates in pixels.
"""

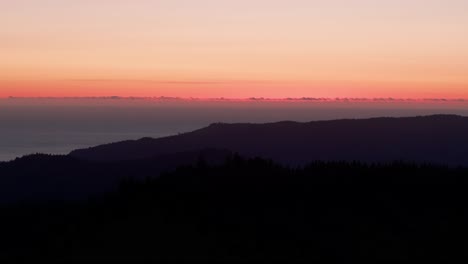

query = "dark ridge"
[0,149,232,203]
[70,115,468,166]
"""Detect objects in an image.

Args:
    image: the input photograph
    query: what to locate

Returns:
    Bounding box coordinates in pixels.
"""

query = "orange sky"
[1,0,468,98]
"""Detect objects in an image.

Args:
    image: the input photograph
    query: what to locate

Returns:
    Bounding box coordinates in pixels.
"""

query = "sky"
[1,0,468,99]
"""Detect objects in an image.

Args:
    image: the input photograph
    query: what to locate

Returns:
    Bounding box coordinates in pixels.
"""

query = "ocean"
[1,98,468,161]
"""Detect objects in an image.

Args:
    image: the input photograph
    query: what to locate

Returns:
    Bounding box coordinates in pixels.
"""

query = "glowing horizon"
[2,1,468,98]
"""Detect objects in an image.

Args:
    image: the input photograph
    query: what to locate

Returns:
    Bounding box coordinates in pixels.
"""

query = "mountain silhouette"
[0,115,467,261]
[3,114,468,202]
[70,115,468,166]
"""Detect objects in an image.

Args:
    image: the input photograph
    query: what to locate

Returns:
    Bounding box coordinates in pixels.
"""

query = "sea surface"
[1,98,468,161]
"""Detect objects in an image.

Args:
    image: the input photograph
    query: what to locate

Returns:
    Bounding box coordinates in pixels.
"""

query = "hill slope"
[0,149,231,202]
[70,115,468,166]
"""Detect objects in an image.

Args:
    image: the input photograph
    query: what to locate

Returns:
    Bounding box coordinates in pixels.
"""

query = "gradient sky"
[1,0,468,98]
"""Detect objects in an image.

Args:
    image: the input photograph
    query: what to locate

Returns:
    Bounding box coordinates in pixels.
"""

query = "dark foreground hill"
[0,157,466,262]
[70,115,468,166]
[0,149,230,202]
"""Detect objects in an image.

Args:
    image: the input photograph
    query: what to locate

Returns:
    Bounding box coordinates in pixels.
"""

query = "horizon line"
[2,96,468,103]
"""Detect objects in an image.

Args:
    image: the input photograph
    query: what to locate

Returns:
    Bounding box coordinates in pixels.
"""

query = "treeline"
[0,156,467,262]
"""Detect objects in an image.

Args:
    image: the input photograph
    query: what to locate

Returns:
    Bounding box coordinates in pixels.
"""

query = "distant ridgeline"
[70,115,468,166]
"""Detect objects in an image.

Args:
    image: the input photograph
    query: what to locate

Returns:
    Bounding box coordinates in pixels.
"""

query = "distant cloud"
[65,79,275,85]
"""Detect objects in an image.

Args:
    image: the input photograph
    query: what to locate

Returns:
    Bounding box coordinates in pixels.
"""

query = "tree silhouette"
[0,155,466,261]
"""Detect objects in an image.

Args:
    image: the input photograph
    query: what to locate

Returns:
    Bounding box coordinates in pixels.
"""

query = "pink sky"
[1,0,468,98]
